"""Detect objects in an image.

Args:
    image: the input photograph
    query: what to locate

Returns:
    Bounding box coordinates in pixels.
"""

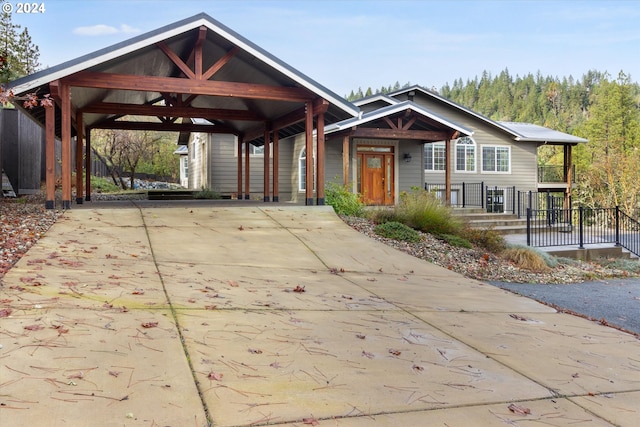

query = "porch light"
[404,153,412,163]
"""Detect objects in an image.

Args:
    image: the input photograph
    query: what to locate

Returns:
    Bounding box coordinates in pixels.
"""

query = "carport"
[7,13,358,209]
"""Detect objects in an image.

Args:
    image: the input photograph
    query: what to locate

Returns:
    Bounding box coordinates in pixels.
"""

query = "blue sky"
[8,0,640,96]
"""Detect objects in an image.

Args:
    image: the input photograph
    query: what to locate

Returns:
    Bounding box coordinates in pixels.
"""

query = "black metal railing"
[425,182,485,208]
[526,206,640,257]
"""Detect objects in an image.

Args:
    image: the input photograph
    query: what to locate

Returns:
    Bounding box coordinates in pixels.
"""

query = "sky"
[7,0,640,97]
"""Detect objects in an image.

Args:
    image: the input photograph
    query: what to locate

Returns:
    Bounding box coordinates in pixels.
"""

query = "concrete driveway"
[1,202,639,426]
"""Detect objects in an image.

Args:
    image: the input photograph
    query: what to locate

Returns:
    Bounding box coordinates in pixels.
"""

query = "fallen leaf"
[207,371,223,381]
[303,418,319,426]
[412,364,424,372]
[509,314,529,321]
[24,324,44,331]
[109,370,121,377]
[0,308,12,318]
[228,280,239,288]
[132,289,145,295]
[356,334,366,340]
[238,225,244,231]
[248,348,263,354]
[389,349,402,356]
[361,350,374,359]
[141,321,158,328]
[507,403,531,415]
[293,285,306,293]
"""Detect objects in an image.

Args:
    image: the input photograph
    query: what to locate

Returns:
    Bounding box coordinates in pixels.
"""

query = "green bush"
[374,221,422,243]
[437,233,472,249]
[90,175,121,193]
[367,207,401,224]
[194,187,220,199]
[461,226,507,253]
[395,188,463,235]
[326,182,365,216]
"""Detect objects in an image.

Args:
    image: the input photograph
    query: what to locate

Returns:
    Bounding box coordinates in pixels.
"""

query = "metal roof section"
[173,145,188,155]
[498,122,588,143]
[325,100,473,137]
[352,94,400,107]
[9,13,358,117]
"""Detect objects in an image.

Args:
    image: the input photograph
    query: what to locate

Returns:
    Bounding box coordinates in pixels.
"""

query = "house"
[185,86,586,210]
[6,12,586,211]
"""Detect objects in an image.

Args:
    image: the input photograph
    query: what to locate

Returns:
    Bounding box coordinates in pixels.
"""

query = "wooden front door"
[358,146,394,205]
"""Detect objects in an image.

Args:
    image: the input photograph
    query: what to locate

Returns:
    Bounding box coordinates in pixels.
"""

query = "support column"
[85,130,91,201]
[342,135,350,187]
[237,135,243,199]
[316,110,325,205]
[564,144,573,209]
[263,125,270,202]
[60,83,72,209]
[272,131,279,202]
[244,140,250,199]
[75,111,84,204]
[444,138,451,205]
[305,102,313,206]
[44,104,55,209]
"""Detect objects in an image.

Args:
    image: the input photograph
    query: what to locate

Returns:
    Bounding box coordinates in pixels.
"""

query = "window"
[298,148,315,191]
[424,142,446,171]
[182,157,189,179]
[455,137,476,172]
[482,146,510,173]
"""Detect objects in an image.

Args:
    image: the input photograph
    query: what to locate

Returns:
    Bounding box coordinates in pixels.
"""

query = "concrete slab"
[572,391,640,426]
[178,309,553,427]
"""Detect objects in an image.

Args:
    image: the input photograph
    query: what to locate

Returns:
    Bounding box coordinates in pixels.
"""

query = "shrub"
[437,233,472,249]
[194,187,220,199]
[395,188,463,235]
[374,221,422,243]
[367,207,401,224]
[326,182,365,217]
[461,226,507,253]
[502,246,550,272]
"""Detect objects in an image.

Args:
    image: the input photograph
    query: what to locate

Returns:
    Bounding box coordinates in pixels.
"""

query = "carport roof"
[8,13,359,142]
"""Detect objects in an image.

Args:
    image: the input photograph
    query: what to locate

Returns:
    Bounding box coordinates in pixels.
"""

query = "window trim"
[454,136,476,173]
[480,145,511,174]
[424,141,446,172]
[298,147,315,192]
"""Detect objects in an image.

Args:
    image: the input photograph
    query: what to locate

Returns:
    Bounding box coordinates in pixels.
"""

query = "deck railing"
[526,206,640,257]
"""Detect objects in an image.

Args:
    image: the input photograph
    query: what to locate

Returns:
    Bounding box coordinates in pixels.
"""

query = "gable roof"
[387,85,587,144]
[325,100,473,138]
[9,13,358,140]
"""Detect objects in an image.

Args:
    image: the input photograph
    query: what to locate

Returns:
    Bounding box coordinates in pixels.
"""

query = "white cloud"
[73,24,141,36]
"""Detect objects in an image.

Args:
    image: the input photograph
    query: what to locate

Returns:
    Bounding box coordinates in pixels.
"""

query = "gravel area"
[342,215,640,284]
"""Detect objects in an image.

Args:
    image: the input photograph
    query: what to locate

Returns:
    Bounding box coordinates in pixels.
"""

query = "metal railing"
[526,206,640,257]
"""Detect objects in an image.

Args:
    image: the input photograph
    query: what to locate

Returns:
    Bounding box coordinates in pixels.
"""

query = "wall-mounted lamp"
[403,153,412,163]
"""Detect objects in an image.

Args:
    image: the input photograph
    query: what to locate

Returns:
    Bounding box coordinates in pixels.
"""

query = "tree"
[15,28,40,75]
[0,11,21,82]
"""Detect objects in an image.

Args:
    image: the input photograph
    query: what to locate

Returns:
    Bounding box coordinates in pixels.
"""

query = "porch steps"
[453,210,528,235]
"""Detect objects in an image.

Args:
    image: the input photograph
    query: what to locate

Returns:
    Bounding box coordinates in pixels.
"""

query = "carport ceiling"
[9,13,358,143]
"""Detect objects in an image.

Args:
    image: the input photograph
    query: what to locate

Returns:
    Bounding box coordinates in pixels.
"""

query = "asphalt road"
[489,278,640,336]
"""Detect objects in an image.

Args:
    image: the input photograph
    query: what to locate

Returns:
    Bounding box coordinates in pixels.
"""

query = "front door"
[357,146,394,205]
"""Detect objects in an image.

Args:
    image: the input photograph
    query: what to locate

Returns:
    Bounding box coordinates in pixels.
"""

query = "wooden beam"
[316,110,325,205]
[90,120,237,134]
[60,82,72,209]
[157,42,196,80]
[349,127,452,141]
[263,125,270,202]
[194,27,207,79]
[81,102,264,121]
[203,47,239,80]
[237,135,243,199]
[244,140,250,199]
[75,111,84,204]
[305,102,313,205]
[243,98,328,141]
[342,135,349,187]
[64,71,314,102]
[85,130,91,202]
[383,117,397,130]
[272,131,279,202]
[401,116,417,130]
[45,104,55,209]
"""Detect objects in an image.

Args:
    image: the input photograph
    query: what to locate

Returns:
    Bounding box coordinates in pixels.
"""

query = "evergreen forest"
[348,70,640,213]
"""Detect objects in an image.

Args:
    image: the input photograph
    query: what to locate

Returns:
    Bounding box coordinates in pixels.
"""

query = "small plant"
[501,246,550,272]
[461,226,507,253]
[374,221,422,243]
[395,188,464,235]
[437,233,472,249]
[367,207,400,224]
[326,182,365,216]
[194,187,220,199]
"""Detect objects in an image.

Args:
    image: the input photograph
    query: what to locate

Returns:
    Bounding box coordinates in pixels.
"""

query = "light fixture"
[403,153,412,163]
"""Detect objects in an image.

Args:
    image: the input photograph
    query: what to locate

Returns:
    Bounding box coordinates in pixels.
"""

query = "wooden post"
[85,129,91,201]
[45,104,55,209]
[75,111,84,204]
[61,83,72,209]
[564,144,573,209]
[244,140,250,199]
[316,110,325,205]
[342,135,349,187]
[445,138,451,205]
[263,125,270,202]
[273,131,279,202]
[237,135,243,199]
[305,102,313,205]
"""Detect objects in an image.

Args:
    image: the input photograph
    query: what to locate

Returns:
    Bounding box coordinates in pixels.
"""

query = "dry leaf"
[141,321,158,328]
[293,285,306,293]
[248,348,263,354]
[303,418,319,426]
[207,371,223,381]
[509,314,529,321]
[228,280,239,287]
[389,349,402,356]
[132,289,145,295]
[361,350,374,359]
[109,370,121,377]
[24,324,44,331]
[0,308,12,318]
[507,403,531,415]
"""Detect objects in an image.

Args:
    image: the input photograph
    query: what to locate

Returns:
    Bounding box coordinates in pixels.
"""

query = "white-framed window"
[298,148,315,191]
[455,136,476,172]
[182,156,189,179]
[481,145,511,173]
[424,142,446,171]
[234,142,265,157]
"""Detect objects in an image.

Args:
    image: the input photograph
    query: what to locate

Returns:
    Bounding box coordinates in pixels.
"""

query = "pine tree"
[0,11,20,83]
[16,27,40,75]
